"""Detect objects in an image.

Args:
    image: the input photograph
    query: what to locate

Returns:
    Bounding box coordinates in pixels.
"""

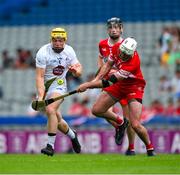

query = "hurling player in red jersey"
[97,17,136,155]
[77,37,155,156]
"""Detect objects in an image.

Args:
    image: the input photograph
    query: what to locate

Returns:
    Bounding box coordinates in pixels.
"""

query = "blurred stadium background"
[0,0,180,155]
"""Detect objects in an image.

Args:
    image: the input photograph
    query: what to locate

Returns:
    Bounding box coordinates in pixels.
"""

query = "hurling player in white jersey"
[35,27,82,156]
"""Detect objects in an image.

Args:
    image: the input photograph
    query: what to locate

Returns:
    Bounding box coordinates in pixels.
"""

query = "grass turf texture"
[0,154,179,174]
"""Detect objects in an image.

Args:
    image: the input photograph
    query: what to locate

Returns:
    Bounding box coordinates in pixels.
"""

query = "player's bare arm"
[94,60,114,81]
[68,62,82,77]
[36,67,45,100]
[97,55,103,69]
[77,80,102,92]
[94,56,103,77]
[77,71,124,93]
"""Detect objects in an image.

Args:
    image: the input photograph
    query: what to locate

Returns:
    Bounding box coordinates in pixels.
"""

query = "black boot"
[41,144,54,156]
[115,118,129,145]
[71,131,81,153]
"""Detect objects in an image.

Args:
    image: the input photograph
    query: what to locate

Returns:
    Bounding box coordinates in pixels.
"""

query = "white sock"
[48,135,56,149]
[66,128,75,139]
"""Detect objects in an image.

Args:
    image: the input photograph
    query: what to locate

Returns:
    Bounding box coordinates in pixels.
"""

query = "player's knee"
[131,121,141,131]
[56,111,62,119]
[46,106,56,116]
[91,107,99,116]
[91,105,105,116]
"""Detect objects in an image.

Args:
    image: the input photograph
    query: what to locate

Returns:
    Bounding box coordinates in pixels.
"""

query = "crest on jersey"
[53,65,65,76]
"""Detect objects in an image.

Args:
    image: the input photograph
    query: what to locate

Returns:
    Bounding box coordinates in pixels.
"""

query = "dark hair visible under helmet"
[107,17,123,28]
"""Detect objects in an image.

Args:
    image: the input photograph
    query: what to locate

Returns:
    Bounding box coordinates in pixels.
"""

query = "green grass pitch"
[0,154,179,174]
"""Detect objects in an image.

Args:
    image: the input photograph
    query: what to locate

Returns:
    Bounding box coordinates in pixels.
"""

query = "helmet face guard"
[119,50,132,61]
[119,37,137,61]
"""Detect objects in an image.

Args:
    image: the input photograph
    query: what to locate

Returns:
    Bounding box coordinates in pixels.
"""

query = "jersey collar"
[107,37,123,47]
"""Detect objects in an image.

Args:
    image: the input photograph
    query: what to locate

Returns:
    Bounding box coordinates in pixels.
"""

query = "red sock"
[116,116,123,125]
[128,144,135,151]
[146,143,154,150]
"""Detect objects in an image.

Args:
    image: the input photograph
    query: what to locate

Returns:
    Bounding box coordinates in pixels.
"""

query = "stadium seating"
[0,0,180,25]
[0,0,179,115]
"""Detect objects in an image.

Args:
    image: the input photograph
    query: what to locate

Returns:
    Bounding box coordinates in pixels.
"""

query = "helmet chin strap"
[52,47,64,53]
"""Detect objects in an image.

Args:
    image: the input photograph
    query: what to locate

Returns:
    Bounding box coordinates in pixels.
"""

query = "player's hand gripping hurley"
[32,90,78,111]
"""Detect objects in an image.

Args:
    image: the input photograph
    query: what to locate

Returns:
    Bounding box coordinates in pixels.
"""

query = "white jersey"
[35,43,79,95]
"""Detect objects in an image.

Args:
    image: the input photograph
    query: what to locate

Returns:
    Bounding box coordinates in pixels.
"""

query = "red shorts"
[104,81,145,102]
[119,98,128,106]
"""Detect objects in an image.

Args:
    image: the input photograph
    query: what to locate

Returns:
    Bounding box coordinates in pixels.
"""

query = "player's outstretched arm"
[94,60,113,81]
[77,80,103,92]
[77,72,124,92]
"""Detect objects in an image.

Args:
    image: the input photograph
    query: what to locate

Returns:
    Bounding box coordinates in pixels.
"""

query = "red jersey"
[103,42,146,101]
[99,38,123,77]
[109,42,146,88]
[99,38,113,63]
[99,38,130,105]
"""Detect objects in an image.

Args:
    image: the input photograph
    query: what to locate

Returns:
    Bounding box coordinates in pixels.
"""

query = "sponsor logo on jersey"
[53,65,65,76]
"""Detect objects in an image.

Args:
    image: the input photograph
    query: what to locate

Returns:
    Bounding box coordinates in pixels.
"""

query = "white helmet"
[119,37,137,56]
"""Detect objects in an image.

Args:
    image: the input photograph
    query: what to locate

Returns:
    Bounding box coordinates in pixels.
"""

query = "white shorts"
[46,78,67,98]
